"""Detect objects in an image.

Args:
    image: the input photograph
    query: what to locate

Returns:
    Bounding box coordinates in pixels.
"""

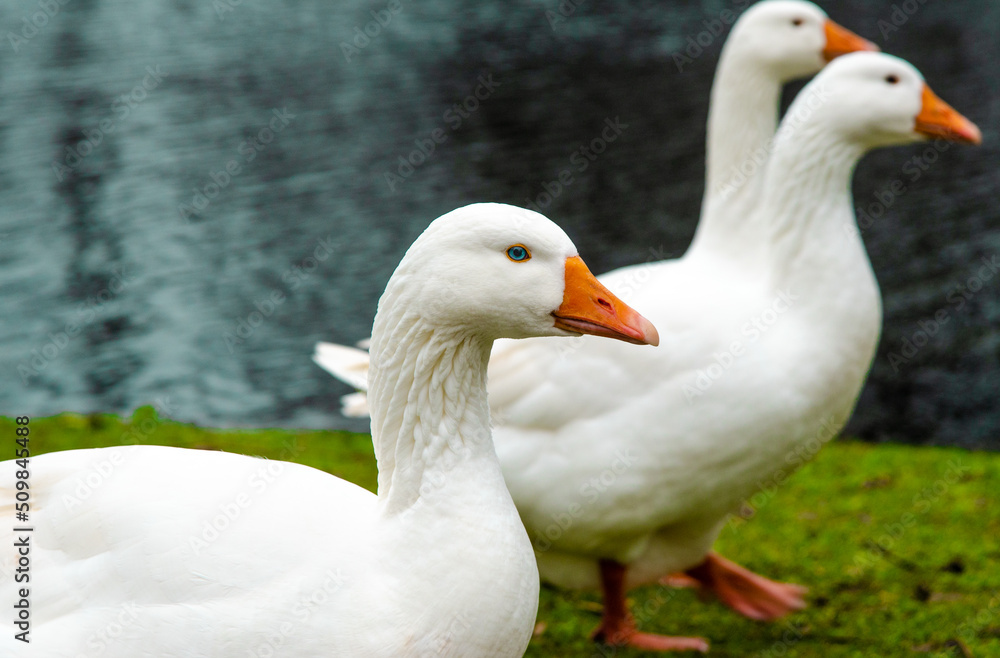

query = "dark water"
[1,0,997,448]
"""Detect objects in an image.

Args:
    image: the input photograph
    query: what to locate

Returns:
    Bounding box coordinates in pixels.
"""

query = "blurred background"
[0,0,996,448]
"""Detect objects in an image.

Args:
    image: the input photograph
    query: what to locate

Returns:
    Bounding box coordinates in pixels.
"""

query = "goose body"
[1,203,657,657]
[492,216,881,580]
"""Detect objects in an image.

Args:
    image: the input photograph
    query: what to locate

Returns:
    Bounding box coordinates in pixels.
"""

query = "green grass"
[4,408,999,657]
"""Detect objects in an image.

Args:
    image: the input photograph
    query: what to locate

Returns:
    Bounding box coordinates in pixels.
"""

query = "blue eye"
[506,245,531,262]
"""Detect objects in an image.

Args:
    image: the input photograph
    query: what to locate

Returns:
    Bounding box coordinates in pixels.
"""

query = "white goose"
[0,203,658,657]
[487,53,980,651]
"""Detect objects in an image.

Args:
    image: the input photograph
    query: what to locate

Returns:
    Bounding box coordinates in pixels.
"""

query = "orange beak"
[914,84,982,145]
[822,20,879,62]
[552,256,659,346]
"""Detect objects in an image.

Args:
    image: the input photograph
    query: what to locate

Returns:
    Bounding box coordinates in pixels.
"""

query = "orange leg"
[682,552,807,621]
[592,559,709,653]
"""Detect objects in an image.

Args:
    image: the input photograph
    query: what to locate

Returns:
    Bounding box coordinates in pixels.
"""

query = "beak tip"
[641,318,660,347]
[967,123,984,146]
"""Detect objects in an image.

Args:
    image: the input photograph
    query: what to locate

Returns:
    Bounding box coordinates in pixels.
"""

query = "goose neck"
[761,122,879,328]
[691,54,783,259]
[368,311,495,516]
[764,124,864,265]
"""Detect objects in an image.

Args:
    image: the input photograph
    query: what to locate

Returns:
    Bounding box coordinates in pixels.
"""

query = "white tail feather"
[312,342,371,390]
[313,341,374,418]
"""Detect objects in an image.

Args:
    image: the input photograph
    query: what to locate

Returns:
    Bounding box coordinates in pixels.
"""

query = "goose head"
[790,52,982,149]
[728,0,877,81]
[388,203,659,345]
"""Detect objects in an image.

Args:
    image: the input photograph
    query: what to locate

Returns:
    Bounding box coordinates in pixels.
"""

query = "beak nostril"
[597,298,612,310]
